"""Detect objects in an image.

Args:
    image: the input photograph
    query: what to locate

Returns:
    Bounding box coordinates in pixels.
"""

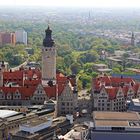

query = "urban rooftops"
[93,111,140,129]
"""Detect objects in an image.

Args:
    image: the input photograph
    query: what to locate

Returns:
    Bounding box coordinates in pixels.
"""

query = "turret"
[43,26,54,48]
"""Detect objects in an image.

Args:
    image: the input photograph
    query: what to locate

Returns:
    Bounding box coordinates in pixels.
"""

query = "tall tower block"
[42,26,56,86]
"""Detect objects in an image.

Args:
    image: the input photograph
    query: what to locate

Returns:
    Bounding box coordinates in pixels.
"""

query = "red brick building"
[0,32,16,46]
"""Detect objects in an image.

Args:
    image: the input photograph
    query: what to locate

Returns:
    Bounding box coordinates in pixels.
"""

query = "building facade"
[15,30,27,45]
[0,27,78,116]
[0,32,16,46]
[58,81,78,116]
[92,76,140,111]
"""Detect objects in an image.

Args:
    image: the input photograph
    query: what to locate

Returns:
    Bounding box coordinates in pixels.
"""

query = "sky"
[0,0,140,8]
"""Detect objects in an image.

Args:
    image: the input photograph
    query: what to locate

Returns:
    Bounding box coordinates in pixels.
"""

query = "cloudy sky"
[0,0,140,8]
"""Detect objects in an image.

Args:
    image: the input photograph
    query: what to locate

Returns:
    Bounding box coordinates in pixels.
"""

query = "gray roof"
[0,110,19,118]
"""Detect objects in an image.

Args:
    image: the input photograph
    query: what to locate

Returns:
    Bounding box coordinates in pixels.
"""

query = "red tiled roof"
[110,77,133,85]
[3,69,42,86]
[44,86,56,98]
[1,69,76,99]
[105,87,118,100]
[3,70,23,78]
[19,87,36,99]
[0,86,36,99]
[94,76,140,100]
[93,76,134,89]
[44,82,66,98]
[24,79,41,87]
[24,69,41,79]
[3,70,24,86]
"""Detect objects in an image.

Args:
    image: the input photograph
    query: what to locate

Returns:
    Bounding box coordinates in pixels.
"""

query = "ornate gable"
[13,89,21,100]
[31,84,48,103]
[34,84,46,95]
[127,87,134,99]
[116,87,124,99]
[99,86,108,99]
[60,81,73,97]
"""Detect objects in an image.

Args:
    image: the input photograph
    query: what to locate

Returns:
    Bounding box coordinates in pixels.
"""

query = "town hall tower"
[42,26,56,86]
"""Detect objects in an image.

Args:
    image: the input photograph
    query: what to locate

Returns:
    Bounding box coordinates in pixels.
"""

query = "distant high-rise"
[131,32,135,46]
[15,30,27,45]
[0,32,16,46]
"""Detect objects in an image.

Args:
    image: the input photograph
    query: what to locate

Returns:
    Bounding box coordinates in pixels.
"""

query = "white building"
[20,117,53,134]
[15,30,27,45]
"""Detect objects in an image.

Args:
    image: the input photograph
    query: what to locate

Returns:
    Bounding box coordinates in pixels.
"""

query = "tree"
[78,51,99,64]
[64,54,74,67]
[70,62,81,74]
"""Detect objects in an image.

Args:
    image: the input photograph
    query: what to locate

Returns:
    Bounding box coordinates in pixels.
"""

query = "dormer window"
[102,93,105,96]
[7,94,11,99]
[14,92,21,99]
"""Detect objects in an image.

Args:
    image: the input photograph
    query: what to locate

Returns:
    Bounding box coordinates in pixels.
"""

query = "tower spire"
[42,27,56,86]
[131,31,135,46]
[43,26,54,47]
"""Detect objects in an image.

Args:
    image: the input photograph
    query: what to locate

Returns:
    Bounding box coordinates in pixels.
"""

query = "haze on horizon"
[1,0,140,8]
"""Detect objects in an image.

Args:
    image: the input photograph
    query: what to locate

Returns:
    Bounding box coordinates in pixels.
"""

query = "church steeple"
[43,26,54,47]
[131,32,135,46]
